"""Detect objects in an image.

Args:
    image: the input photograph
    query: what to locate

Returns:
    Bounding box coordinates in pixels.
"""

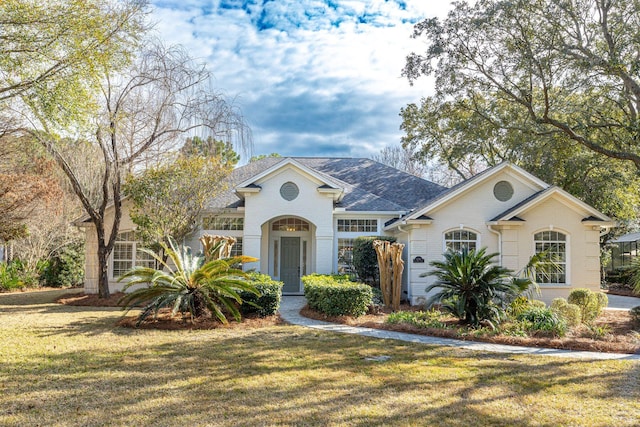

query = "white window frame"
[333,217,383,273]
[533,230,569,285]
[110,231,155,279]
[202,216,244,231]
[443,229,480,253]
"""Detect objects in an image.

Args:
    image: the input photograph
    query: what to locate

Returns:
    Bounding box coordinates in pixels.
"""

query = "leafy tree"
[124,154,233,251]
[119,237,259,325]
[424,248,518,327]
[21,40,250,299]
[250,153,281,162]
[402,0,640,222]
[181,136,240,166]
[0,0,147,124]
[0,136,62,241]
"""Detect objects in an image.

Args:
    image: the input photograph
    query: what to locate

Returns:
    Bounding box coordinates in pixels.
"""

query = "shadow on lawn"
[1,321,639,426]
[0,288,81,306]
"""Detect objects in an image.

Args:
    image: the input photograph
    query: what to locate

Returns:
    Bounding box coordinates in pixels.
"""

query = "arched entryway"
[266,216,314,294]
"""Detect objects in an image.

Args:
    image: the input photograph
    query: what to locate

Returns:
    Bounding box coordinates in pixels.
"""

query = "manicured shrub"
[517,306,568,337]
[41,242,85,288]
[239,272,283,317]
[550,298,582,327]
[567,288,608,323]
[630,306,640,326]
[303,274,372,317]
[352,235,396,285]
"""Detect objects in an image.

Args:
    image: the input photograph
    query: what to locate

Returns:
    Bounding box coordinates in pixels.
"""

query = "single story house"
[79,157,614,304]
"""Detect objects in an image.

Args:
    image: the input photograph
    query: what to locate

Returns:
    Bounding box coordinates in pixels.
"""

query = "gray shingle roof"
[207,157,447,212]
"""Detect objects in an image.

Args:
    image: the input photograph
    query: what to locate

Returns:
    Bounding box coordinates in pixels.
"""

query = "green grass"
[1,290,639,426]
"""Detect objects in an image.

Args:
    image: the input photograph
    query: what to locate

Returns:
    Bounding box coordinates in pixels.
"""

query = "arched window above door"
[272,218,310,232]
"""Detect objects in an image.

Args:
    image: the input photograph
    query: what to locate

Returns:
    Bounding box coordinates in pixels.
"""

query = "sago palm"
[423,248,518,327]
[118,237,259,325]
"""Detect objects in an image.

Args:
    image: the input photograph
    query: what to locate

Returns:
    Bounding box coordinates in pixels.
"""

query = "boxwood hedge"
[239,272,283,317]
[302,273,373,317]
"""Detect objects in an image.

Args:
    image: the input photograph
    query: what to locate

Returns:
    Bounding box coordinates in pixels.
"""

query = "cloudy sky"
[150,0,453,160]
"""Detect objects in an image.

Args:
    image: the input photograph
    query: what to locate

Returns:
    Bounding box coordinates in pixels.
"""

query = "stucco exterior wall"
[405,170,603,304]
[242,166,336,274]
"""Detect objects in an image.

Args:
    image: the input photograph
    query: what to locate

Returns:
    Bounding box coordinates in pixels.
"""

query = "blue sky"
[150,0,453,160]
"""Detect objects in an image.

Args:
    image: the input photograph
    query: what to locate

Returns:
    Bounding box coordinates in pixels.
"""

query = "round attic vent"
[280,182,299,201]
[493,180,514,202]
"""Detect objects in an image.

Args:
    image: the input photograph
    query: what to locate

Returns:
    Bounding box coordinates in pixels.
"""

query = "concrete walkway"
[279,296,640,361]
[607,293,640,310]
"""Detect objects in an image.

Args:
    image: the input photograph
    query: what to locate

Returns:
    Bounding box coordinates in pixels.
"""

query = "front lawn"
[1,290,639,426]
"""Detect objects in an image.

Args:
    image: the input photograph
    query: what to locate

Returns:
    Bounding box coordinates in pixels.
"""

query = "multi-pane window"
[272,218,309,231]
[230,237,243,257]
[202,216,244,231]
[337,219,378,232]
[444,230,478,252]
[337,238,355,274]
[112,231,154,278]
[534,231,567,284]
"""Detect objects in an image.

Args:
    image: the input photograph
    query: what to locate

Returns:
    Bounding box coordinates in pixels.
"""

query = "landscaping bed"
[301,305,640,354]
[56,291,283,330]
[116,310,284,330]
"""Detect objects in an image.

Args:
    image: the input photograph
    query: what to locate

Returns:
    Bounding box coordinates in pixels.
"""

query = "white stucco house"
[79,157,614,303]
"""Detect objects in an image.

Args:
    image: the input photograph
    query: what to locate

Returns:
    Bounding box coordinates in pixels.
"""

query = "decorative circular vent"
[493,180,514,202]
[280,182,299,201]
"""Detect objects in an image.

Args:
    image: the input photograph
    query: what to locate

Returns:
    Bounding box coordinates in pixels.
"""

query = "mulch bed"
[300,306,640,354]
[116,311,285,330]
[56,291,284,330]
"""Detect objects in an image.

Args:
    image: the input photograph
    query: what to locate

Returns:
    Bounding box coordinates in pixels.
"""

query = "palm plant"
[118,237,259,325]
[423,248,518,327]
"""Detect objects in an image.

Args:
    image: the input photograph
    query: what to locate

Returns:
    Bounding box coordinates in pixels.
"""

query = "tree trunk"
[97,244,110,299]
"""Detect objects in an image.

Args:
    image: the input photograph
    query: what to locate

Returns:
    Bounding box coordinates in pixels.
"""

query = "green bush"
[352,236,396,285]
[0,259,43,290]
[386,310,447,329]
[605,266,635,286]
[0,261,27,291]
[41,242,85,288]
[550,298,582,327]
[239,272,283,317]
[303,274,372,317]
[517,306,568,337]
[630,306,640,326]
[567,288,608,323]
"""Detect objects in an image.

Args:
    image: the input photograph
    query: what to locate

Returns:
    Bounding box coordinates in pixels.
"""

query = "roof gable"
[490,186,614,224]
[236,158,344,190]
[405,162,548,220]
[210,157,447,212]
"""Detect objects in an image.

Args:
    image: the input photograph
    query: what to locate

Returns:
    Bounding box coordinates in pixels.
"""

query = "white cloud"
[149,0,453,159]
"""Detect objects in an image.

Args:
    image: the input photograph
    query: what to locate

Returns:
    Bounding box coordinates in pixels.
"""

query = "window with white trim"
[444,230,478,252]
[230,237,243,257]
[337,238,355,274]
[534,231,567,284]
[202,216,244,231]
[337,219,378,232]
[111,231,155,278]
